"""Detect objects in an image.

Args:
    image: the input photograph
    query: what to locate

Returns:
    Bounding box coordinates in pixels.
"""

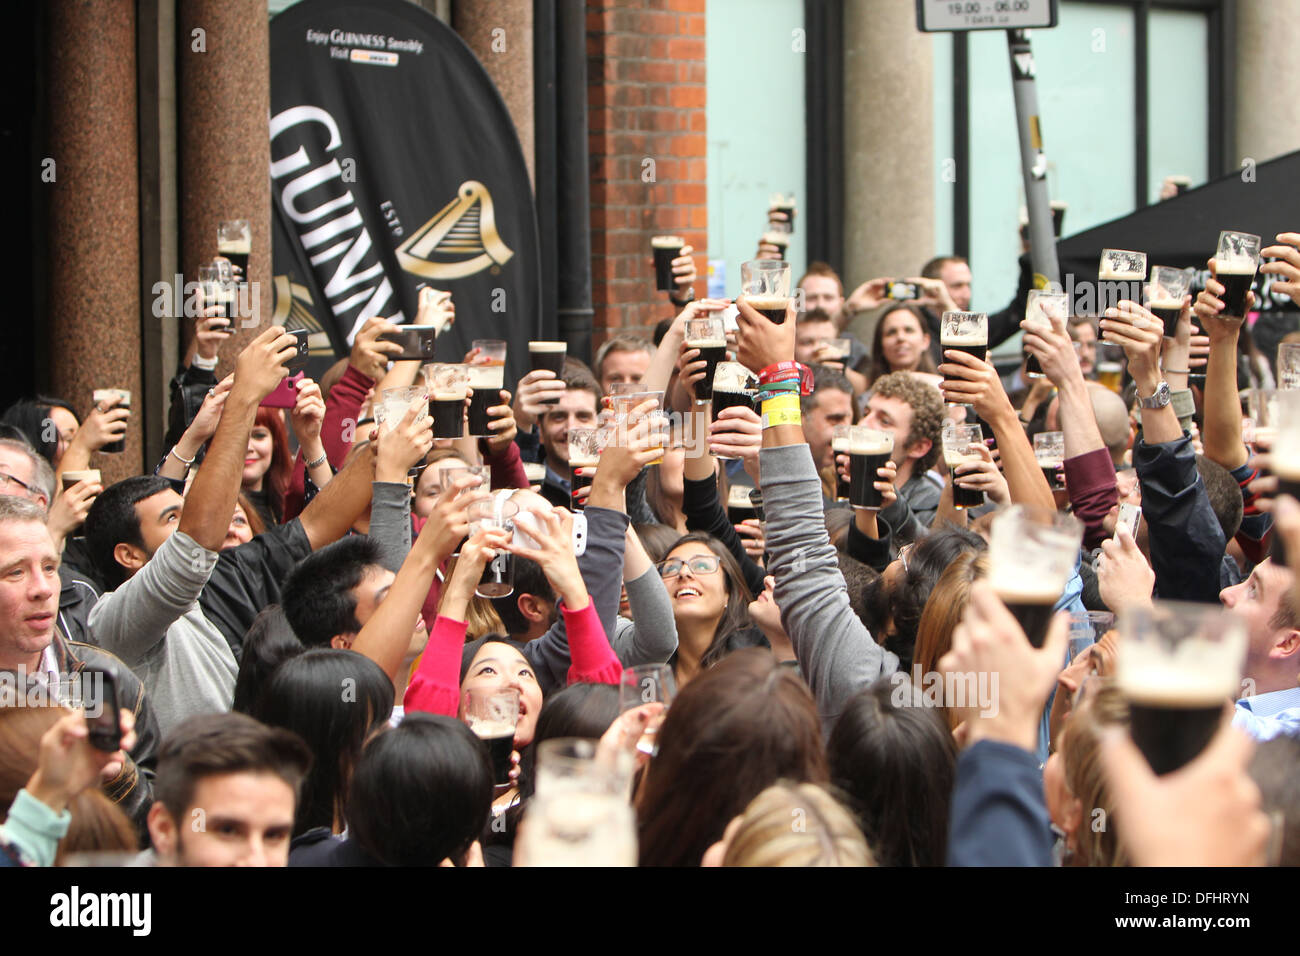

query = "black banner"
[269,0,541,387]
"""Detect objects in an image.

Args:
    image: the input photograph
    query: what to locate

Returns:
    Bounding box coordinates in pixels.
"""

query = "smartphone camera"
[885,281,919,301]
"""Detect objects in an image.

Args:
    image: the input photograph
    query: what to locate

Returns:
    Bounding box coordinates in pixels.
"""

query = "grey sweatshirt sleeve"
[609,566,678,666]
[762,443,899,730]
[368,481,413,573]
[87,530,218,665]
[523,506,630,694]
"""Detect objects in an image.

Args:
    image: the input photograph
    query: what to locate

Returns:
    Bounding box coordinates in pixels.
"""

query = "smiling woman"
[242,408,292,526]
[658,532,761,686]
[868,305,938,384]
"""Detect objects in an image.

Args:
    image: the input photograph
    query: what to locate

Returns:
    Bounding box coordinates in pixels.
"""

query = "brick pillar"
[586,0,707,344]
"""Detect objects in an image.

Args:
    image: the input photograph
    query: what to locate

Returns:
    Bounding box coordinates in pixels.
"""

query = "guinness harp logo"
[271,275,319,328]
[397,180,514,280]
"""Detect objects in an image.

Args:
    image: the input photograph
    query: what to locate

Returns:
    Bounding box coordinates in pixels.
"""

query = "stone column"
[841,2,934,332]
[453,0,535,186]
[46,0,143,482]
[177,0,272,376]
[1235,4,1300,167]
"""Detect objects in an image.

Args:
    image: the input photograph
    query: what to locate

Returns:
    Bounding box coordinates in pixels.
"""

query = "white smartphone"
[513,509,587,558]
[1115,502,1141,541]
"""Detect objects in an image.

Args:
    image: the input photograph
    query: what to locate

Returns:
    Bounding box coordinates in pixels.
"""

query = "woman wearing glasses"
[656,533,762,686]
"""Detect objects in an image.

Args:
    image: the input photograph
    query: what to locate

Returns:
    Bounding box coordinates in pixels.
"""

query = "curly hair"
[869,372,945,472]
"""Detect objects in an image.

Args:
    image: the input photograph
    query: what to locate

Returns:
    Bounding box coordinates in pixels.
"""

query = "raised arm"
[736,297,899,729]
[181,327,295,551]
[1195,266,1251,471]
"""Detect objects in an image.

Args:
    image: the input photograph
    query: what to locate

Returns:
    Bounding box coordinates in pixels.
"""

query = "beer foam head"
[652,235,684,249]
[745,294,790,311]
[943,448,980,468]
[941,332,987,346]
[62,469,100,484]
[529,341,566,352]
[848,428,893,455]
[434,390,466,402]
[1213,257,1258,276]
[93,388,131,407]
[686,334,727,348]
[469,719,516,739]
[218,237,251,254]
[1025,291,1067,328]
[989,568,1061,603]
[1099,249,1147,280]
[1146,297,1183,310]
[760,231,790,247]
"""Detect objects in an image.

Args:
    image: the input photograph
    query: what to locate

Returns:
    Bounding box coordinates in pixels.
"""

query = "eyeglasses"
[897,542,916,575]
[0,472,34,497]
[657,555,721,580]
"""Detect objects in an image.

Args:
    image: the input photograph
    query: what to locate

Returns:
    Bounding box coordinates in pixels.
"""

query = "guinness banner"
[269,0,541,386]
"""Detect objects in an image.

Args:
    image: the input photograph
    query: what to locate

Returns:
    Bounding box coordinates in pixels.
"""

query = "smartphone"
[1115,502,1141,542]
[285,328,311,373]
[513,509,587,557]
[87,669,121,753]
[885,280,919,301]
[378,324,442,361]
[261,371,305,409]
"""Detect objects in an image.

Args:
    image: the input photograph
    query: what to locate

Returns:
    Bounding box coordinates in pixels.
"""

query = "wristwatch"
[1138,380,1171,410]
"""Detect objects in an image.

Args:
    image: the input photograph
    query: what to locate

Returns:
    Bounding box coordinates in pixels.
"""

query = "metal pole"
[1006,29,1060,289]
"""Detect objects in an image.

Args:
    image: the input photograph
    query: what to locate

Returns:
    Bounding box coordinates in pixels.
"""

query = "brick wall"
[586,0,707,346]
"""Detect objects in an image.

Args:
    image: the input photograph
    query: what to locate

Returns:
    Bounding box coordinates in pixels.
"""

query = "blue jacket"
[948,740,1052,866]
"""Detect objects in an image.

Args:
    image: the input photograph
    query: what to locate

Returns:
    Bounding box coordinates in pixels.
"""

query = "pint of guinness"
[739,259,792,322]
[831,425,851,501]
[92,389,131,454]
[726,484,757,527]
[528,341,567,405]
[423,363,469,440]
[943,422,985,509]
[1117,602,1246,774]
[651,235,684,292]
[988,506,1083,648]
[469,340,508,437]
[939,311,988,406]
[218,219,251,282]
[744,294,790,325]
[1214,231,1262,318]
[759,231,789,259]
[1098,248,1147,314]
[1023,290,1067,379]
[685,317,727,403]
[463,686,520,787]
[846,426,893,511]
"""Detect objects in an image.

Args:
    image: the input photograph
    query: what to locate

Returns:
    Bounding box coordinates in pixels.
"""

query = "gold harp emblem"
[397,180,514,280]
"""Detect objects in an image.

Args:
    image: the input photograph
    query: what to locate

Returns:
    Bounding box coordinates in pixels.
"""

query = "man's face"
[862,394,917,473]
[799,275,844,316]
[133,489,186,559]
[1220,560,1299,690]
[150,771,296,867]
[351,564,396,630]
[0,519,59,668]
[599,350,651,394]
[939,262,973,311]
[804,388,853,472]
[794,320,838,366]
[540,390,598,468]
[1070,321,1097,377]
[0,447,45,508]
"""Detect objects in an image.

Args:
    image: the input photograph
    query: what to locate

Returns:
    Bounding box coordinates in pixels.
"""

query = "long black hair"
[252,649,393,836]
[347,713,492,866]
[664,532,756,670]
[231,605,303,715]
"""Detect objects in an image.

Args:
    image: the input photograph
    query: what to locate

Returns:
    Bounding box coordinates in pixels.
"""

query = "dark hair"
[231,605,304,714]
[634,522,680,565]
[828,679,956,866]
[560,360,603,408]
[489,556,555,636]
[518,683,622,800]
[282,536,385,646]
[458,634,530,686]
[252,649,394,836]
[251,407,292,524]
[800,365,854,418]
[637,648,829,867]
[921,255,967,279]
[1,400,58,464]
[869,305,939,381]
[797,262,844,296]
[835,551,885,636]
[83,475,174,590]
[1195,455,1243,543]
[154,711,313,824]
[347,713,492,866]
[665,532,755,670]
[887,525,986,671]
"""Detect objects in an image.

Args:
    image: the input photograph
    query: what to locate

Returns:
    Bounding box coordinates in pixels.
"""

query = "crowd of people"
[3,214,1300,869]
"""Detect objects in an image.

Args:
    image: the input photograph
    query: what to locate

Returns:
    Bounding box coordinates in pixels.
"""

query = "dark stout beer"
[1216,267,1256,317]
[746,294,790,325]
[430,393,465,439]
[997,587,1059,649]
[570,456,598,511]
[945,447,985,509]
[468,364,505,437]
[1148,299,1183,339]
[652,236,683,291]
[1127,685,1226,775]
[848,434,893,511]
[471,721,516,785]
[688,339,727,403]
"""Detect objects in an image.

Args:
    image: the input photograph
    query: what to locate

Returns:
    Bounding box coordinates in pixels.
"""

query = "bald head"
[1088,383,1131,466]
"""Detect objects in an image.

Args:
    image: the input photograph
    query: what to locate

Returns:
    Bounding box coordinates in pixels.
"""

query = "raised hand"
[374,402,434,483]
[289,378,326,447]
[735,296,795,374]
[1100,300,1164,385]
[954,442,1008,505]
[1194,257,1254,338]
[349,317,404,383]
[233,325,297,402]
[513,371,566,431]
[485,389,518,454]
[938,349,1014,423]
[507,506,588,608]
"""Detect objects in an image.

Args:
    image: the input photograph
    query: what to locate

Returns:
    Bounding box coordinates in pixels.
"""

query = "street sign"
[916,0,1057,33]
